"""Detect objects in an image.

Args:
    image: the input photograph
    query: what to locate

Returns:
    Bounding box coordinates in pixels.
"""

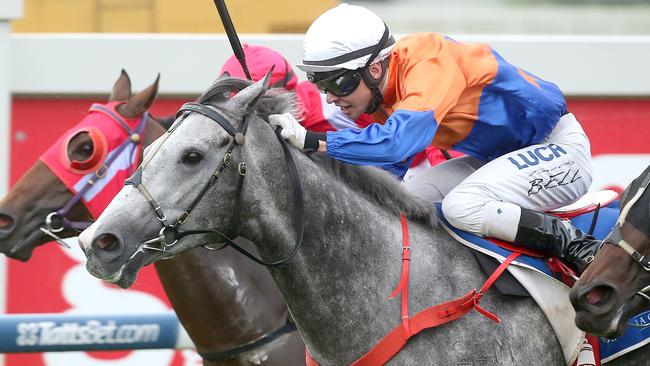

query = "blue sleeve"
[381,156,416,181]
[325,110,438,166]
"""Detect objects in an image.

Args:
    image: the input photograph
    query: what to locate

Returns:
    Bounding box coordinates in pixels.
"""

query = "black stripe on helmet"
[301,24,394,67]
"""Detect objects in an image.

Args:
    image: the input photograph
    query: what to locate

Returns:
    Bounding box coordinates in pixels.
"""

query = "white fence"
[9,34,650,96]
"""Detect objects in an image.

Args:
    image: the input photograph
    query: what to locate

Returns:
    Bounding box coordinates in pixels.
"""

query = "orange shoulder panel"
[381,33,499,148]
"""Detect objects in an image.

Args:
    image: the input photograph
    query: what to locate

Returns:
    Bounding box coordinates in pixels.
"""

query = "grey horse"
[78,75,646,365]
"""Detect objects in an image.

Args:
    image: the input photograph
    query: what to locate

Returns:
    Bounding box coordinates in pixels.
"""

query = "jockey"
[269,4,601,274]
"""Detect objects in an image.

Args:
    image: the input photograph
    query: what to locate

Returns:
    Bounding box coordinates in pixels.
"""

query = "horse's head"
[570,165,650,337]
[79,74,298,288]
[0,70,160,261]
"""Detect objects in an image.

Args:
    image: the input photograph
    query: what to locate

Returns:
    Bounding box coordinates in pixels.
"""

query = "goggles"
[307,69,362,97]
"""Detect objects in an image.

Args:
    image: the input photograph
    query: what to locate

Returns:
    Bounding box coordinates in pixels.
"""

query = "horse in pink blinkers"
[37,100,147,242]
[0,70,304,366]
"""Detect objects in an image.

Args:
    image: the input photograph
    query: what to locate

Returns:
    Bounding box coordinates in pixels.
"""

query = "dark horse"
[571,165,650,338]
[78,75,650,365]
[0,70,304,365]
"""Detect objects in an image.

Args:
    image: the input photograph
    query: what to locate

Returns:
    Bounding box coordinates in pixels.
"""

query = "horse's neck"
[241,154,452,361]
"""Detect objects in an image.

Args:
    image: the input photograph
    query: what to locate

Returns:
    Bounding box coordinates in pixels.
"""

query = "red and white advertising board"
[567,99,650,194]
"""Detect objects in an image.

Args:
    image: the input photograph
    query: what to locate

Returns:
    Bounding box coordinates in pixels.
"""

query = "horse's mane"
[198,77,250,103]
[621,164,650,234]
[309,154,438,228]
[198,76,437,228]
[621,164,650,205]
[198,77,300,120]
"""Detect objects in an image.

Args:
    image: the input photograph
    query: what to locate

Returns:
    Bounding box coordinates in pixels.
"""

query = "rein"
[603,171,650,301]
[199,320,297,361]
[41,104,148,248]
[125,102,305,267]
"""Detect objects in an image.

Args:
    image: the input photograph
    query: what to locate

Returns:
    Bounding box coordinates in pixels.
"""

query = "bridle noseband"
[125,101,305,267]
[41,104,148,248]
[603,171,650,301]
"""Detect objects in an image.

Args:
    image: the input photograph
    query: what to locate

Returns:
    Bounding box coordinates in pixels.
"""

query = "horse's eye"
[79,142,93,157]
[183,150,203,165]
[67,135,94,162]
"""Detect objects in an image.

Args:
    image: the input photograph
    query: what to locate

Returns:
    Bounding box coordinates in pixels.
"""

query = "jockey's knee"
[402,158,479,204]
[443,191,523,241]
[441,190,489,236]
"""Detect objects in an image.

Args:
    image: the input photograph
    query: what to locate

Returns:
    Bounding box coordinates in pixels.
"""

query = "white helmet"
[295,4,395,73]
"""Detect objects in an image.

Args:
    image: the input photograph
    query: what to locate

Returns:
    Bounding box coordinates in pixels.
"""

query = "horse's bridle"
[124,101,305,267]
[603,171,650,301]
[41,104,148,248]
[123,101,304,361]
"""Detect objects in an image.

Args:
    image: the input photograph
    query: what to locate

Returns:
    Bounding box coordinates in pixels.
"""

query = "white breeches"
[403,113,593,241]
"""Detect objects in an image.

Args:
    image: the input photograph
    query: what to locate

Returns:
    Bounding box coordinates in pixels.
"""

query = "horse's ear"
[110,69,132,102]
[260,66,273,92]
[231,66,273,112]
[120,73,160,118]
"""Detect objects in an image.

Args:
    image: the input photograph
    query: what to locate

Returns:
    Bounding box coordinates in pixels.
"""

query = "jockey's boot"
[513,208,602,275]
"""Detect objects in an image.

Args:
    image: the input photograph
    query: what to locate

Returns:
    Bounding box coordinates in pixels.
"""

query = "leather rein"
[198,320,297,362]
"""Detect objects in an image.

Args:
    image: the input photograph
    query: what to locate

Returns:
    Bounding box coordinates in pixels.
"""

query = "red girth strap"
[306,215,521,366]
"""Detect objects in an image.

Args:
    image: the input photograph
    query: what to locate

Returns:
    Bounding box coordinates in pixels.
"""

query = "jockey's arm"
[321,110,437,165]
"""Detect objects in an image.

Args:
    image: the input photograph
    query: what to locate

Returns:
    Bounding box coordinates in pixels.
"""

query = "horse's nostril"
[584,285,613,307]
[0,213,15,231]
[586,288,604,305]
[94,233,120,251]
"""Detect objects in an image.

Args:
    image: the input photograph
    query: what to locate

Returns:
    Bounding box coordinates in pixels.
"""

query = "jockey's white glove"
[269,113,307,149]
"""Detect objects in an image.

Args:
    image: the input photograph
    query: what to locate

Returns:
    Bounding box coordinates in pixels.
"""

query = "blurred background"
[10,0,650,34]
[0,1,649,366]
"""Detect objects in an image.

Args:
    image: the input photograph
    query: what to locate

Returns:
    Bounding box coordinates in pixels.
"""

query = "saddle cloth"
[436,190,649,364]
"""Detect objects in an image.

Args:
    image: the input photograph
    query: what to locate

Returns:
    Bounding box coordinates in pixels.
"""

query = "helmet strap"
[362,57,389,114]
[359,24,391,114]
[365,87,384,114]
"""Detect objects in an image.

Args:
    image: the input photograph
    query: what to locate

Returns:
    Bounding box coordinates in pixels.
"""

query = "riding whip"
[213,0,252,80]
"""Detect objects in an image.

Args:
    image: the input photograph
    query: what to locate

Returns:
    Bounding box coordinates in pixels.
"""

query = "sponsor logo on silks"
[508,144,568,170]
[15,320,161,347]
